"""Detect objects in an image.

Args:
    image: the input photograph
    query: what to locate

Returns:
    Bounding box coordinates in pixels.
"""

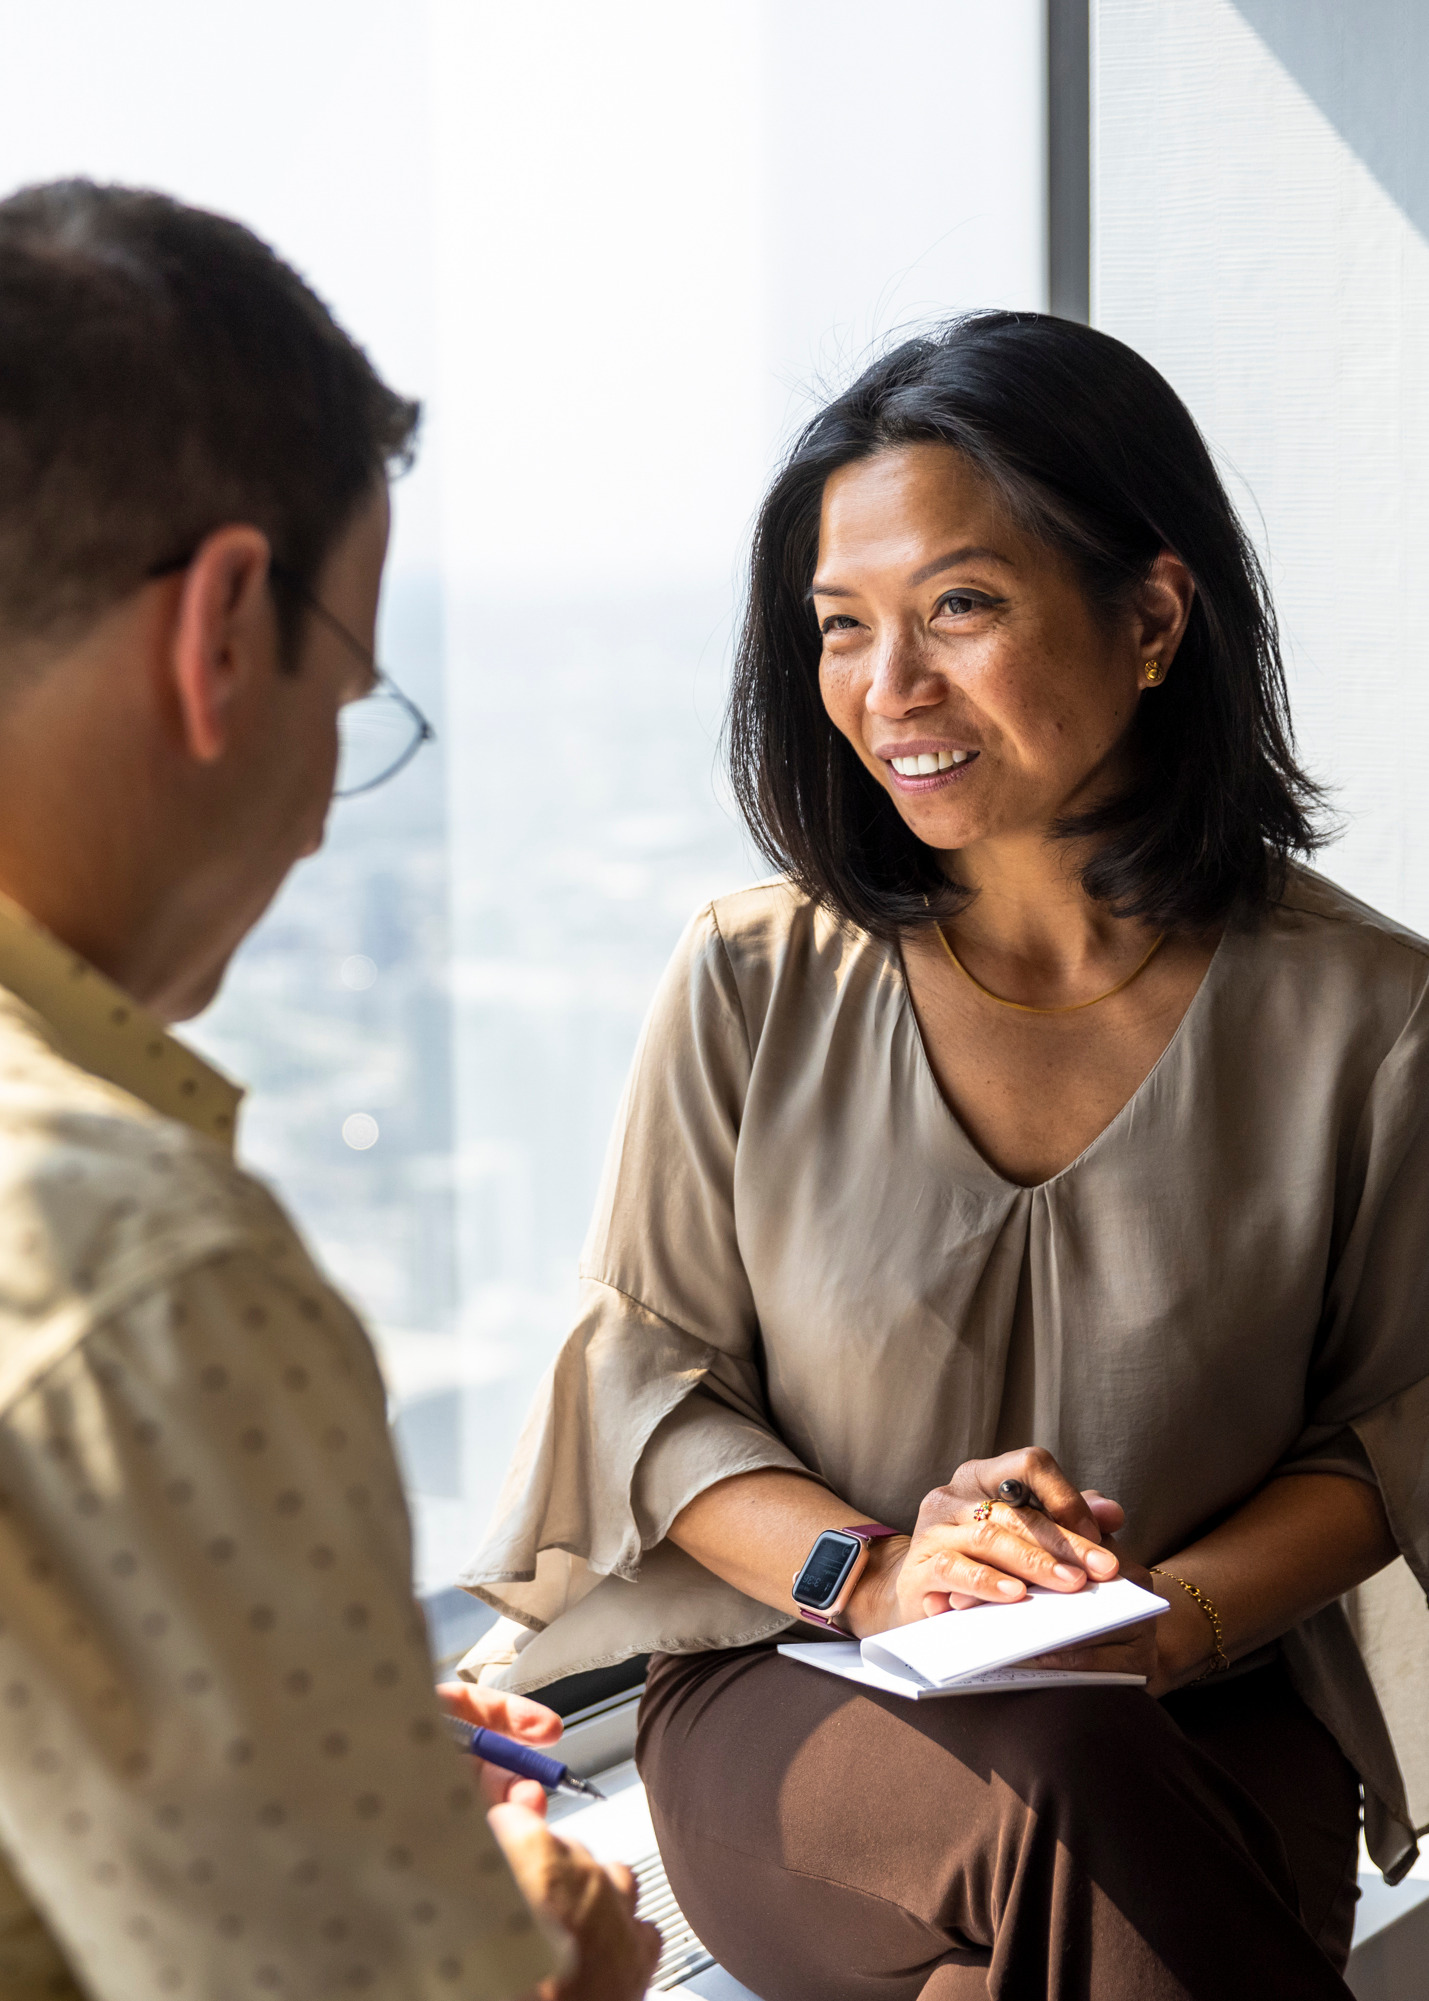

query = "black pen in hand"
[996,1477,1047,1514]
[999,1479,1123,1586]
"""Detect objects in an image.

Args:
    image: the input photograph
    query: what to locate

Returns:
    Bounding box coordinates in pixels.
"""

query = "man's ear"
[168,526,276,764]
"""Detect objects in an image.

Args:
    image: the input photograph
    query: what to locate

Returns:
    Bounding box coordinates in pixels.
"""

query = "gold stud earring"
[1143,659,1164,685]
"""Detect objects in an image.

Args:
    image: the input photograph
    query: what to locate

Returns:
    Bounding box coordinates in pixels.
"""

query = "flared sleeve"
[457,905,810,1689]
[1274,981,1429,1875]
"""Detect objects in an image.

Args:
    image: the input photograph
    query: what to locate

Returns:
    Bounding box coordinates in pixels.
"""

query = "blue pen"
[443,1714,605,1801]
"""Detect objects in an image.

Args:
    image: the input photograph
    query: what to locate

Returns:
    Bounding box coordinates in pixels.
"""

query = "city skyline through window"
[1,0,1046,1590]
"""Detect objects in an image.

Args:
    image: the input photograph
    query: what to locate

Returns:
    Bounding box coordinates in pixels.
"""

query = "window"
[3,0,1046,1589]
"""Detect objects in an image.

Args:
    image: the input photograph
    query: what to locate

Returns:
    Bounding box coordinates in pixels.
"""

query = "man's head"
[0,180,420,1019]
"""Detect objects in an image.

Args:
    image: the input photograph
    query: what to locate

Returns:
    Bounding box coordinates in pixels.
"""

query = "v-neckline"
[894,921,1233,1194]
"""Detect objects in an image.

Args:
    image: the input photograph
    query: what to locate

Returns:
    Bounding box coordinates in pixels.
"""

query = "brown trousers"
[637,1647,1360,2001]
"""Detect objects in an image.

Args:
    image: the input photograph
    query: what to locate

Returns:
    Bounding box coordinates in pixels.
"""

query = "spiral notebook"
[778,1577,1166,1700]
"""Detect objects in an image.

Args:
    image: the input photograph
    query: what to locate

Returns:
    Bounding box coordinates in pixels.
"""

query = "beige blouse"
[460,866,1429,1882]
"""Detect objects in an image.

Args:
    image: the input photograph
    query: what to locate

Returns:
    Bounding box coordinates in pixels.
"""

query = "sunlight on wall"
[1096,0,1429,935]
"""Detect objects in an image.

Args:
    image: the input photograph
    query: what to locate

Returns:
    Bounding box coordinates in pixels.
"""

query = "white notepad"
[778,1577,1166,1700]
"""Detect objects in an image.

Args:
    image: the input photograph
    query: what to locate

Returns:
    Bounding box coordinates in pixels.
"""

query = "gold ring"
[971,1500,994,1522]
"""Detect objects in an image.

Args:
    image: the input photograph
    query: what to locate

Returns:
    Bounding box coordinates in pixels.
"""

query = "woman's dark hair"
[0,179,419,651]
[727,310,1325,937]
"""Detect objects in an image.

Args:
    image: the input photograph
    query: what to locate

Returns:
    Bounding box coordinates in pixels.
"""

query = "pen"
[997,1478,1047,1514]
[443,1714,605,1801]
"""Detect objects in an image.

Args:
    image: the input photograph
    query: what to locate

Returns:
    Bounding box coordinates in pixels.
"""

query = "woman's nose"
[864,635,944,717]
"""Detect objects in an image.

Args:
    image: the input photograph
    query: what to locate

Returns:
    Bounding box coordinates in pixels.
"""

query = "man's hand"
[438,1682,565,1814]
[491,1802,662,2001]
[441,1687,662,1995]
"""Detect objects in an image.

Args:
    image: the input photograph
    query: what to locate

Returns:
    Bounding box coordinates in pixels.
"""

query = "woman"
[461,314,1429,1999]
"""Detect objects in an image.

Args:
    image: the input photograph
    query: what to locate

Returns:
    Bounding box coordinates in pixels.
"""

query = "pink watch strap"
[798,1524,898,1630]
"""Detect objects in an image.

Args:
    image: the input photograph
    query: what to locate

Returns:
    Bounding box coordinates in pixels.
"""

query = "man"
[0,179,658,1999]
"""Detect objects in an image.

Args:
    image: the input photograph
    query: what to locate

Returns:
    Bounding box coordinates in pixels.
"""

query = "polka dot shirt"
[0,900,559,1999]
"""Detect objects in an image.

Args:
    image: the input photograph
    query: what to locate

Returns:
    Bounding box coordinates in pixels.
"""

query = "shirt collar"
[0,893,243,1151]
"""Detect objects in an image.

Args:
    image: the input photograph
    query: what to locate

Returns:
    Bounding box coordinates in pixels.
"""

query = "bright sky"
[1,0,1045,595]
[0,1,1048,1588]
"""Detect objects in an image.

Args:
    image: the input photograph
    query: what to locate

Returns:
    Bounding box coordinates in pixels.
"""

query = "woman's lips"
[882,749,981,793]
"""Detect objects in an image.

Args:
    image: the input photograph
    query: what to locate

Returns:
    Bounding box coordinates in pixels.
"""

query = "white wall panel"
[1095,0,1429,932]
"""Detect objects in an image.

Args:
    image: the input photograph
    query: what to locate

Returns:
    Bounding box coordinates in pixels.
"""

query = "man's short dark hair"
[0,179,420,647]
[727,311,1326,938]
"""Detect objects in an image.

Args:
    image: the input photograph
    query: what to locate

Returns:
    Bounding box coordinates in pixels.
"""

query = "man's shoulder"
[0,997,307,1384]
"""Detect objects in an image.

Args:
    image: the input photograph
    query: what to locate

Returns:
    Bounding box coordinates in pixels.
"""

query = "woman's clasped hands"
[843,1447,1165,1685]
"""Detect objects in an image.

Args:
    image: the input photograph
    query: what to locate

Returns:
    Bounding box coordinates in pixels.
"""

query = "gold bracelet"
[1149,1566,1230,1681]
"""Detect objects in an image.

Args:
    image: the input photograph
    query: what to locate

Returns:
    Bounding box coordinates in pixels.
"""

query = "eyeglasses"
[267,562,435,797]
[147,551,436,798]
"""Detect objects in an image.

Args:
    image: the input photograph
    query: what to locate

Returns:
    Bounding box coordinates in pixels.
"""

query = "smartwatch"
[791,1523,899,1630]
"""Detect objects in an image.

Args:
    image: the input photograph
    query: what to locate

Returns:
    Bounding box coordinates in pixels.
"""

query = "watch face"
[792,1530,862,1611]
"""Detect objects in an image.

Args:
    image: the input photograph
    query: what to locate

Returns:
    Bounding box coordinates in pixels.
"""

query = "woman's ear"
[167,526,275,764]
[1134,550,1196,684]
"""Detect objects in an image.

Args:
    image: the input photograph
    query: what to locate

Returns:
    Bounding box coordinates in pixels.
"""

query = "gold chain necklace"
[936,923,1168,1016]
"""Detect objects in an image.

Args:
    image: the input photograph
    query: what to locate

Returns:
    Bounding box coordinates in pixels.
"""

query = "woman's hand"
[1018,1549,1220,1694]
[1023,1551,1215,1694]
[847,1447,1123,1638]
[1021,1547,1164,1685]
[438,1682,565,1814]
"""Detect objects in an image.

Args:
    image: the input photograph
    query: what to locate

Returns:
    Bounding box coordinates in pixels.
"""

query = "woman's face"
[814,443,1184,862]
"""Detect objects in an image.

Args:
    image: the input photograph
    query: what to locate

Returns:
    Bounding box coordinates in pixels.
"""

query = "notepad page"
[777,1640,1146,1699]
[860,1578,1166,1689]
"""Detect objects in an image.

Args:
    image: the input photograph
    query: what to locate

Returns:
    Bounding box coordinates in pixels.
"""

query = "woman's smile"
[813,442,1162,858]
[880,743,981,792]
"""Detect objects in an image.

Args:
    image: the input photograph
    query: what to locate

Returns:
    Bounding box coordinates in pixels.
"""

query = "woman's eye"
[934,590,994,618]
[819,613,860,635]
